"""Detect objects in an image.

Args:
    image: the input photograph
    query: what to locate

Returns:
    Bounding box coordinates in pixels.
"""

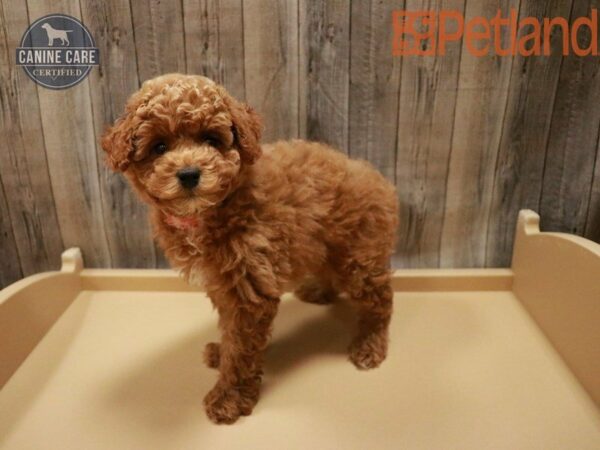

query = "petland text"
[392,9,598,56]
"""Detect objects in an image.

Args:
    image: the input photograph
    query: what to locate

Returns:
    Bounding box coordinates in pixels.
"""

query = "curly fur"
[102,74,399,424]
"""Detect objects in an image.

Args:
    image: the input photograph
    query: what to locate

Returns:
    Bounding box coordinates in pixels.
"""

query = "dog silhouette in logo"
[40,23,73,46]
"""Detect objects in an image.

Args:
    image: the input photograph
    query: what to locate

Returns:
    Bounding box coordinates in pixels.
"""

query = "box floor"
[1,290,599,449]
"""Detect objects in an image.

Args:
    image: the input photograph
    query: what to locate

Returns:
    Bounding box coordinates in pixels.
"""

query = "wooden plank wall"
[1,0,599,286]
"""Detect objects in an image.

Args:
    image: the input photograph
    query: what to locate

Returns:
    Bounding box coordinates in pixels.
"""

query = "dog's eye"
[152,142,168,155]
[203,135,221,148]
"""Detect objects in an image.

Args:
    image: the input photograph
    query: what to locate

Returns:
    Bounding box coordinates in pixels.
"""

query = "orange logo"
[392,9,598,56]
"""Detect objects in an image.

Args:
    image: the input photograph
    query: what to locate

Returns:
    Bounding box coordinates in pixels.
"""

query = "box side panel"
[512,210,600,406]
[0,272,81,387]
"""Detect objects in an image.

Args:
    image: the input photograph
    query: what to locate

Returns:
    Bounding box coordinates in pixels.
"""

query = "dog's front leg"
[204,288,279,424]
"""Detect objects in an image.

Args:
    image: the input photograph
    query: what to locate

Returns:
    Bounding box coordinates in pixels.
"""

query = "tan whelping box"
[1,210,599,449]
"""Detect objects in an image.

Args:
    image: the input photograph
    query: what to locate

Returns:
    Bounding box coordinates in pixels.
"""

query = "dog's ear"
[221,90,263,164]
[101,113,137,172]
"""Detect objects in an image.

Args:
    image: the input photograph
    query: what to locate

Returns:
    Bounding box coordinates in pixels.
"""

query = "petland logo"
[16,14,99,89]
[393,9,599,56]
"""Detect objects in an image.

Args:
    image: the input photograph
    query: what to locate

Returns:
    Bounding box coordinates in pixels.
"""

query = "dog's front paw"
[203,342,220,369]
[348,333,388,370]
[203,383,257,424]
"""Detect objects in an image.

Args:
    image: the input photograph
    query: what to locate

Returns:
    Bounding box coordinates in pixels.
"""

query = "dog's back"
[256,139,398,276]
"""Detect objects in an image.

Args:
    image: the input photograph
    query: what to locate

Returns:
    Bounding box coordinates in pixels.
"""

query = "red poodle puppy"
[101,74,398,424]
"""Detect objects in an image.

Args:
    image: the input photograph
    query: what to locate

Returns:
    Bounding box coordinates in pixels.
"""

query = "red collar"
[163,213,201,231]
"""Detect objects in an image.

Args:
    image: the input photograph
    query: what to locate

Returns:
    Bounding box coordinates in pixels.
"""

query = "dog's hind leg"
[336,264,393,370]
[203,342,220,369]
[294,276,337,305]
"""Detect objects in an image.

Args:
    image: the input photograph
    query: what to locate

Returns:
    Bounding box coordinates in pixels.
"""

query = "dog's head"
[101,74,262,216]
[41,23,50,30]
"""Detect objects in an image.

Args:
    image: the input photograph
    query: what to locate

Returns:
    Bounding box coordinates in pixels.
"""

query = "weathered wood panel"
[243,0,299,142]
[0,178,22,286]
[26,0,112,268]
[394,0,465,268]
[486,0,573,267]
[183,0,245,100]
[302,0,350,152]
[1,0,600,287]
[586,135,600,243]
[0,0,64,276]
[540,0,600,236]
[440,0,521,268]
[298,0,308,139]
[81,0,157,268]
[348,0,402,182]
[130,0,186,82]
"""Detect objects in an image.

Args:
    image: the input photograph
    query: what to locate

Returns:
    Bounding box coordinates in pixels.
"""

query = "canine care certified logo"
[16,14,99,89]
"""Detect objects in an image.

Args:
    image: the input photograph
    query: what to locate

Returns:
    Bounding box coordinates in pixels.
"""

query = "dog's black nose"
[176,167,201,189]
